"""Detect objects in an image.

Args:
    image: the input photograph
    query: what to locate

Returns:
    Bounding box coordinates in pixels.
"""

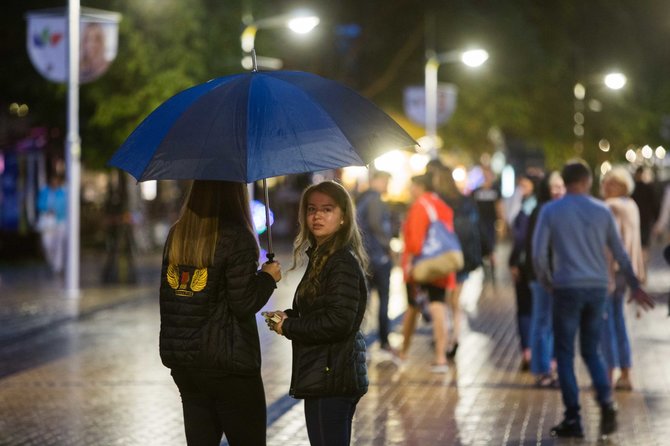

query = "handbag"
[412,197,464,283]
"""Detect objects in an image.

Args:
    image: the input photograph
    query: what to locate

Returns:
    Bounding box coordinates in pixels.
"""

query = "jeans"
[530,281,553,375]
[515,279,533,350]
[304,396,359,446]
[171,370,266,446]
[553,287,612,420]
[368,261,392,346]
[600,272,632,369]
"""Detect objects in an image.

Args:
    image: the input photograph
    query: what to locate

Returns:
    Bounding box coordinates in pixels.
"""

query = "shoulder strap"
[418,197,438,223]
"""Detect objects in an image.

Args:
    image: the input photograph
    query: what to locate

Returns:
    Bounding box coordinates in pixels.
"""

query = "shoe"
[378,344,400,362]
[615,376,633,391]
[550,418,584,438]
[431,363,449,373]
[535,374,558,388]
[600,402,618,437]
[520,358,531,372]
[446,342,459,359]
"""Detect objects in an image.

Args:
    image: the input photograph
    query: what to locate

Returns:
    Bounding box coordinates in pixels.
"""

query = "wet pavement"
[1,242,669,445]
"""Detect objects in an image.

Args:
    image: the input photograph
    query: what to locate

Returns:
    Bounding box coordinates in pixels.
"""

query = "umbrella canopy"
[109,70,416,183]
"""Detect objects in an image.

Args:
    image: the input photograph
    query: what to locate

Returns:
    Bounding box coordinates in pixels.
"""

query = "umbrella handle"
[266,252,275,263]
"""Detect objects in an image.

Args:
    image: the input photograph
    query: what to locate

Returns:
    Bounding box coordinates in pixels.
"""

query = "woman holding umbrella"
[264,180,369,446]
[159,180,281,446]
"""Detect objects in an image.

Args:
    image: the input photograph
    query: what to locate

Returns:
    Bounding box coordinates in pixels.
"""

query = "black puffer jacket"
[282,247,368,398]
[159,224,276,375]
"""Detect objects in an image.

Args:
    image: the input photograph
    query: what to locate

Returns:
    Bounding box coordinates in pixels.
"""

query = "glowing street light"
[604,72,627,90]
[241,11,319,70]
[424,48,488,157]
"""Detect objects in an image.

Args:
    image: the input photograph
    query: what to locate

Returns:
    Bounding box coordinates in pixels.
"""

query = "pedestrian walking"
[508,174,539,371]
[399,173,456,373]
[36,175,67,275]
[429,160,482,359]
[356,170,396,357]
[532,160,654,439]
[631,166,658,270]
[600,167,645,391]
[264,180,369,446]
[472,166,503,280]
[159,180,282,446]
[526,171,565,387]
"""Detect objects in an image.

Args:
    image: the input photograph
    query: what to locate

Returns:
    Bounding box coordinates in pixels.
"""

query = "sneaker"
[431,363,449,373]
[614,376,633,391]
[550,418,584,438]
[446,342,459,360]
[600,402,618,437]
[535,374,558,389]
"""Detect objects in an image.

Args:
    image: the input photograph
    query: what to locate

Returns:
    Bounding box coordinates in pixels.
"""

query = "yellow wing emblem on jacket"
[166,264,207,296]
[167,264,180,289]
[191,268,208,292]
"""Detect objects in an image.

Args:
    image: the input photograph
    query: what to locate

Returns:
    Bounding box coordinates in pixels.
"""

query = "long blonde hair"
[167,180,255,267]
[291,181,368,299]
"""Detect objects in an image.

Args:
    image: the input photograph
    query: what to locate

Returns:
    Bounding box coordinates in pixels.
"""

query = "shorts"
[406,283,446,307]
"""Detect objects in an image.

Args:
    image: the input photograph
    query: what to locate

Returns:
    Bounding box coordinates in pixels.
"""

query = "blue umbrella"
[109,69,416,258]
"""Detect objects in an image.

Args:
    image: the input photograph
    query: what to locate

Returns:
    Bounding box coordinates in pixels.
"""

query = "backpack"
[450,195,483,273]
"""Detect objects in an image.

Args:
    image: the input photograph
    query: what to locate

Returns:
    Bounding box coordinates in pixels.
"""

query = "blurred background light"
[460,49,489,67]
[600,161,612,175]
[604,72,627,90]
[140,180,157,201]
[251,199,273,235]
[625,148,637,163]
[501,164,515,198]
[599,139,610,152]
[656,146,666,159]
[287,15,320,34]
[642,145,653,159]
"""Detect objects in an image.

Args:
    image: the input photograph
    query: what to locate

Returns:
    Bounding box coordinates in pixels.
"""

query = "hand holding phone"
[262,312,282,324]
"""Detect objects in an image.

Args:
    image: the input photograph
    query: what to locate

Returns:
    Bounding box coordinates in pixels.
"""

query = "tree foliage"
[4,0,670,171]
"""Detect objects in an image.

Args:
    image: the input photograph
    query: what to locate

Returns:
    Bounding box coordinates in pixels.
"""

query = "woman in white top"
[600,167,645,391]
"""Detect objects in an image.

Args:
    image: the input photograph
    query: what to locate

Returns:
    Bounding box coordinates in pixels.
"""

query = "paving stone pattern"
[0,244,669,445]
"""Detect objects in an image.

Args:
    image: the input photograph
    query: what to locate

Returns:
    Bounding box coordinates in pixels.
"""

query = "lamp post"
[424,48,488,158]
[240,11,319,70]
[573,71,627,152]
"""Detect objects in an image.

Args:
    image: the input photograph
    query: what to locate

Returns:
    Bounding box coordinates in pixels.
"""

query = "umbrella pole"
[263,178,274,262]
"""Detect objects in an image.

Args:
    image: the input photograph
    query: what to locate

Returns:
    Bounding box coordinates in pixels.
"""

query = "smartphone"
[262,312,282,323]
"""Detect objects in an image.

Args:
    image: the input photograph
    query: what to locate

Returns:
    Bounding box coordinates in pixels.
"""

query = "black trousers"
[171,369,266,446]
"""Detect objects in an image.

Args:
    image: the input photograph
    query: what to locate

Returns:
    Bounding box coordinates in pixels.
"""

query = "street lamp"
[424,48,488,157]
[573,71,627,152]
[240,11,319,70]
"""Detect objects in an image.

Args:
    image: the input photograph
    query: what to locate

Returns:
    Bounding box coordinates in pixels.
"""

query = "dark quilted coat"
[282,247,369,398]
[159,224,276,375]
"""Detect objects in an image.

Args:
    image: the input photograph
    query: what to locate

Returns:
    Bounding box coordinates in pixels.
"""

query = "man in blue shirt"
[532,160,654,439]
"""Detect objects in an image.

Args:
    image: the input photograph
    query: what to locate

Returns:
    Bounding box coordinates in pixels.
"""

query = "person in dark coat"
[159,180,282,446]
[264,180,369,446]
[356,170,395,354]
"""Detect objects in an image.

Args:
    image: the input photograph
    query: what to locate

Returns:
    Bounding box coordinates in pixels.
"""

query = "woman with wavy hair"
[264,180,369,446]
[159,180,281,446]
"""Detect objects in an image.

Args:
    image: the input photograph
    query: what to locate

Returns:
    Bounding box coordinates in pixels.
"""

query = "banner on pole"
[26,7,121,84]
[403,83,458,127]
